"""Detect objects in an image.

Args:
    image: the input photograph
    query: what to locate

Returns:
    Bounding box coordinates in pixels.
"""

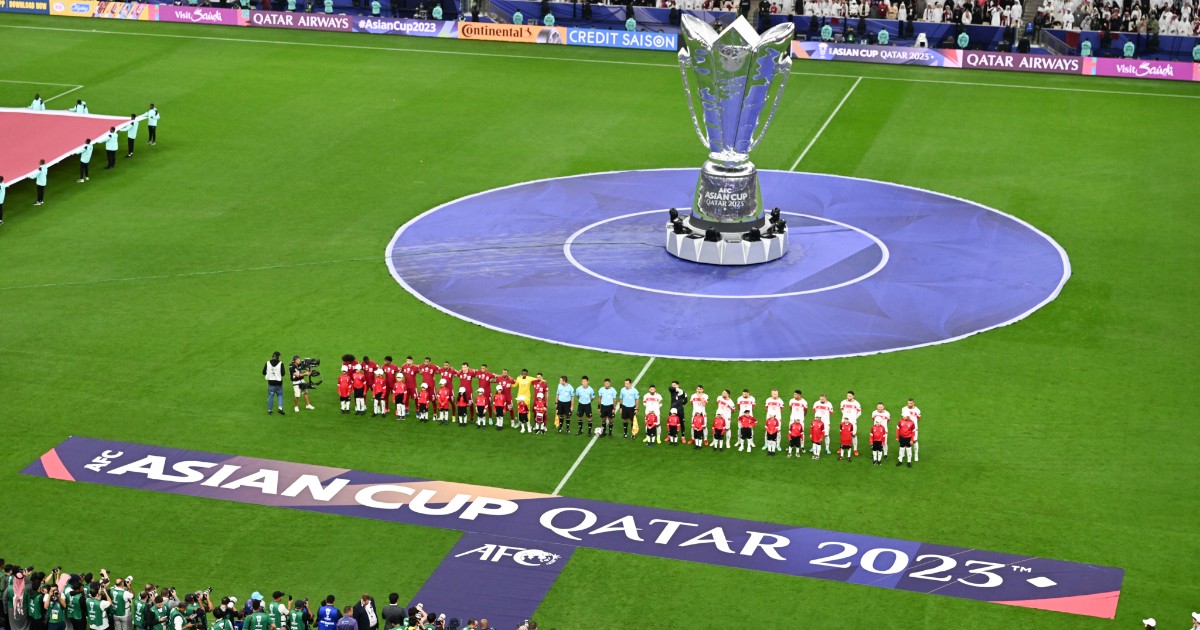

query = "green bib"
[86,598,105,627]
[68,594,85,619]
[110,589,128,617]
[153,605,170,630]
[50,598,66,623]
[133,601,146,627]
[29,591,46,620]
[269,603,287,629]
[288,610,304,630]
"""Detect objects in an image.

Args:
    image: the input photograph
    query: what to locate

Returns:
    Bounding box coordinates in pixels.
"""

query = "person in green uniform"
[168,602,191,630]
[209,609,233,630]
[1122,40,1135,58]
[46,582,68,630]
[877,28,889,44]
[85,584,111,630]
[1080,39,1091,56]
[431,4,441,18]
[821,23,833,40]
[28,578,48,630]
[34,159,47,206]
[150,596,170,630]
[286,600,306,630]
[1193,43,1200,62]
[956,31,969,49]
[267,593,289,630]
[542,12,553,25]
[109,581,132,630]
[512,9,523,23]
[131,593,148,630]
[323,0,332,13]
[242,600,269,630]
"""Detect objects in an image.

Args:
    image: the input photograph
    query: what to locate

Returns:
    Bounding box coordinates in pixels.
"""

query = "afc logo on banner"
[454,544,561,567]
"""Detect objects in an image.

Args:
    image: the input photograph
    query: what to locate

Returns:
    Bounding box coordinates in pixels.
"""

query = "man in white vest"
[263,351,286,415]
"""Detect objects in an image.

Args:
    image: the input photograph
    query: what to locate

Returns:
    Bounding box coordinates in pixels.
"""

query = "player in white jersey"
[840,390,863,456]
[762,389,784,450]
[735,389,756,449]
[812,394,834,454]
[870,403,891,462]
[716,390,735,447]
[902,398,922,461]
[690,385,710,441]
[788,390,808,453]
[642,385,663,417]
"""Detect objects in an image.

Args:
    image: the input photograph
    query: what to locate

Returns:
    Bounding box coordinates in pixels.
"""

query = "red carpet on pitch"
[0,109,130,183]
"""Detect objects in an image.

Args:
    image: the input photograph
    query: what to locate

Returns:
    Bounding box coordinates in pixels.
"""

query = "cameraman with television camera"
[290,356,320,414]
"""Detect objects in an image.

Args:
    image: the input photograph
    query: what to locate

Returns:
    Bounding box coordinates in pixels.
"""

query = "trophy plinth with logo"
[666,16,794,266]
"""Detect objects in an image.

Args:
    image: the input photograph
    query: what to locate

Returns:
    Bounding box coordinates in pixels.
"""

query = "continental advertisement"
[49,0,157,19]
[457,21,565,44]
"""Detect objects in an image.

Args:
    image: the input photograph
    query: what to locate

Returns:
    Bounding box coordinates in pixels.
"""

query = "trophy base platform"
[665,218,787,266]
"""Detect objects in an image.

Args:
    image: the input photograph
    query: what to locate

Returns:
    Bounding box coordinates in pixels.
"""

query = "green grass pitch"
[1,14,1198,628]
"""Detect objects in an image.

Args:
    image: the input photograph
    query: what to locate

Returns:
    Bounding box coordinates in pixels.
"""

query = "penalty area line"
[552,356,656,496]
[789,76,861,171]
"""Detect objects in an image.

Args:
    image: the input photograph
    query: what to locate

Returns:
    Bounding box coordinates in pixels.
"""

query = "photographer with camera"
[291,357,317,414]
[85,573,113,630]
[109,578,134,630]
[167,601,192,630]
[45,577,67,630]
[185,590,211,630]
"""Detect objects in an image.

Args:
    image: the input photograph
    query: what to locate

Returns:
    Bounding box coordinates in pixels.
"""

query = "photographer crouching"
[290,356,320,414]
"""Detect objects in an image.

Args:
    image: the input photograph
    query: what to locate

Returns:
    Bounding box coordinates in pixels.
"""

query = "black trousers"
[127,138,134,155]
[80,161,89,179]
[37,185,45,202]
[107,150,116,168]
[148,126,156,143]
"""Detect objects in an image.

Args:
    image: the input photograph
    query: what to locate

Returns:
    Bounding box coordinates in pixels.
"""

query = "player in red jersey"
[869,421,887,466]
[390,378,409,419]
[516,395,530,433]
[473,388,489,428]
[350,368,368,416]
[666,408,682,445]
[643,411,659,446]
[337,368,352,415]
[438,361,456,397]
[371,370,388,417]
[417,357,437,392]
[477,364,497,424]
[787,418,804,458]
[362,356,379,390]
[809,418,826,460]
[496,368,516,427]
[415,383,431,422]
[838,420,854,462]
[435,379,453,424]
[455,387,471,425]
[532,373,549,413]
[533,393,548,434]
[400,356,418,395]
[764,416,781,457]
[896,416,917,467]
[458,362,475,408]
[691,412,706,450]
[712,414,727,451]
[381,356,398,413]
[737,412,757,453]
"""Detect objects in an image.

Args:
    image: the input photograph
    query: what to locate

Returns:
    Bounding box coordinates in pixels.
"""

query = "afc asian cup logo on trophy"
[667,15,794,266]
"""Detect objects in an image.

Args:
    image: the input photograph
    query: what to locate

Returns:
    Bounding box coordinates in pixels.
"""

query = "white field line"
[44,85,84,103]
[552,356,656,495]
[790,76,862,171]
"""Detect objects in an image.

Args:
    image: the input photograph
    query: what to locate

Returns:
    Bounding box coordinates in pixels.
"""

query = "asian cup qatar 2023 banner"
[351,17,458,37]
[792,40,962,66]
[25,437,1125,620]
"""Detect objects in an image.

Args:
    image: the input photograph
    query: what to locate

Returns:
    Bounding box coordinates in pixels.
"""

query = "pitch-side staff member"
[104,128,119,170]
[0,175,6,225]
[263,351,286,415]
[291,356,316,413]
[79,140,93,183]
[146,105,159,146]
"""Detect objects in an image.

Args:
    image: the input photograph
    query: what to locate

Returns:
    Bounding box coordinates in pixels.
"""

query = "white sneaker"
[294,407,300,413]
[306,404,315,410]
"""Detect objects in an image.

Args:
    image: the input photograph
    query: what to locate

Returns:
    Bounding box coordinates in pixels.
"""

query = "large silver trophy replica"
[666,15,794,266]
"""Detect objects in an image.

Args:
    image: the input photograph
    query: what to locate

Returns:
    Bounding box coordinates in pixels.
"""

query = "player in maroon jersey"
[418,356,437,392]
[477,364,497,424]
[381,356,398,414]
[363,356,379,390]
[400,356,418,395]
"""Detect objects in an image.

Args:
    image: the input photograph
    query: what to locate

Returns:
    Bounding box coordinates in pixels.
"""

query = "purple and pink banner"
[351,16,457,37]
[24,437,1123,625]
[1084,57,1200,81]
[960,50,1082,75]
[158,5,246,25]
[247,9,350,31]
[792,41,962,67]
